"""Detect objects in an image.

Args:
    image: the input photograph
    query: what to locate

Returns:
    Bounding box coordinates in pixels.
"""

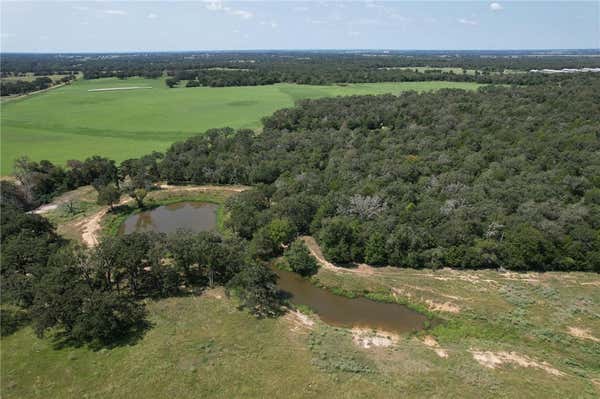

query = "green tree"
[96,184,121,210]
[227,263,282,318]
[131,188,147,209]
[284,239,318,276]
[364,230,387,265]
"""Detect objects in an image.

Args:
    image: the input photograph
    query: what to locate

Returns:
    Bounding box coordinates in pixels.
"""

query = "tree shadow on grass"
[50,318,153,352]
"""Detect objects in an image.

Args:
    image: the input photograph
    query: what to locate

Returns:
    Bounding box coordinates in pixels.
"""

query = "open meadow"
[0,78,482,174]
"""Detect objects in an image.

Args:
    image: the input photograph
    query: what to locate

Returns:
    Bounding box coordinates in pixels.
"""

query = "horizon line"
[1,48,599,55]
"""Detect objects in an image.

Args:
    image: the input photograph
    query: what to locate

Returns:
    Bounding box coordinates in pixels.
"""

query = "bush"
[284,239,319,276]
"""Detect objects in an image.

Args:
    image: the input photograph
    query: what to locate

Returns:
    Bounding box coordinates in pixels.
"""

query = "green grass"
[0,77,482,174]
[2,282,597,399]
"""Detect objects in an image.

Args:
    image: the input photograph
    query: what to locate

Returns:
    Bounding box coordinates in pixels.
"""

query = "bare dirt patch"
[421,335,448,358]
[285,310,315,332]
[158,184,247,193]
[567,327,600,343]
[352,328,398,349]
[580,281,600,287]
[469,350,565,377]
[425,299,461,314]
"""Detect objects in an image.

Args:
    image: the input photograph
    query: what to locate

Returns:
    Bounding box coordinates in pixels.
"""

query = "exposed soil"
[425,299,461,314]
[567,327,600,343]
[284,310,315,332]
[421,335,448,358]
[469,350,565,377]
[352,328,398,349]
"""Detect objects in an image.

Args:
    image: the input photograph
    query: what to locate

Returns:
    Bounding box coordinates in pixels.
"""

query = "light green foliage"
[266,218,296,247]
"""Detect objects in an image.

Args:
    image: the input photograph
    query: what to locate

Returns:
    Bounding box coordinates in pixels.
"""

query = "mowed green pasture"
[0,78,482,174]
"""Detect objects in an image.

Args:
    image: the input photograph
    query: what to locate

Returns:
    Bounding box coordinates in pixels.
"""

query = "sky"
[1,1,599,52]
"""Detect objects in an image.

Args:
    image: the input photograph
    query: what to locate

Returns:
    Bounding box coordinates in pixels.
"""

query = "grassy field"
[2,268,599,398]
[0,77,482,174]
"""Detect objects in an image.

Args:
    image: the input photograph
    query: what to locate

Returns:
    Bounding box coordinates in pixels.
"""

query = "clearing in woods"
[0,77,482,174]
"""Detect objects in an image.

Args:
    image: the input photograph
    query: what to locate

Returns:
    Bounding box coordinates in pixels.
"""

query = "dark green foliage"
[224,189,269,239]
[0,307,30,336]
[227,263,283,318]
[284,240,319,276]
[160,77,600,271]
[318,217,364,264]
[96,184,121,210]
[168,231,246,287]
[0,181,32,210]
[30,248,147,347]
[11,155,117,206]
[0,205,63,306]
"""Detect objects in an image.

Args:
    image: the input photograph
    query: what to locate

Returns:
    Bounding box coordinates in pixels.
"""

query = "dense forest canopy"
[158,75,600,272]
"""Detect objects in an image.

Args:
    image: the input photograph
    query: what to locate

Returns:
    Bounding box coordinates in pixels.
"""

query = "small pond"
[118,202,218,235]
[119,201,431,333]
[273,267,431,334]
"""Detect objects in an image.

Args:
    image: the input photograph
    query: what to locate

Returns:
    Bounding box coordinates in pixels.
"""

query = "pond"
[119,201,431,333]
[118,202,218,235]
[273,267,431,334]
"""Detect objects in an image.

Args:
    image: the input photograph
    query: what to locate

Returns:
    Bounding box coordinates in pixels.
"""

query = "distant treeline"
[0,74,75,96]
[5,74,599,273]
[2,51,600,88]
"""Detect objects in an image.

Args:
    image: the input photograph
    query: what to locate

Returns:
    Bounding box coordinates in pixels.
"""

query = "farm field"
[0,78,482,174]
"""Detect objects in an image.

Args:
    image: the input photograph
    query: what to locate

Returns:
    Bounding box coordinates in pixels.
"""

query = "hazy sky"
[1,1,598,52]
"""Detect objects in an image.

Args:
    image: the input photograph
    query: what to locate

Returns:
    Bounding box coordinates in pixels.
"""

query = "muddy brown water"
[119,201,430,333]
[273,267,431,334]
[118,202,218,235]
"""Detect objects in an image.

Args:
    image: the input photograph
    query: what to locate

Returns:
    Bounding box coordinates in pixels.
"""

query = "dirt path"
[158,184,247,193]
[78,196,131,247]
[32,186,97,215]
[300,236,376,275]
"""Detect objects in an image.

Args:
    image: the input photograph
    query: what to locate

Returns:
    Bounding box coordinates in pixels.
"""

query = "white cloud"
[204,0,253,19]
[490,2,503,11]
[293,6,309,12]
[147,13,158,19]
[458,18,478,26]
[72,5,89,11]
[0,33,16,38]
[104,9,127,16]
